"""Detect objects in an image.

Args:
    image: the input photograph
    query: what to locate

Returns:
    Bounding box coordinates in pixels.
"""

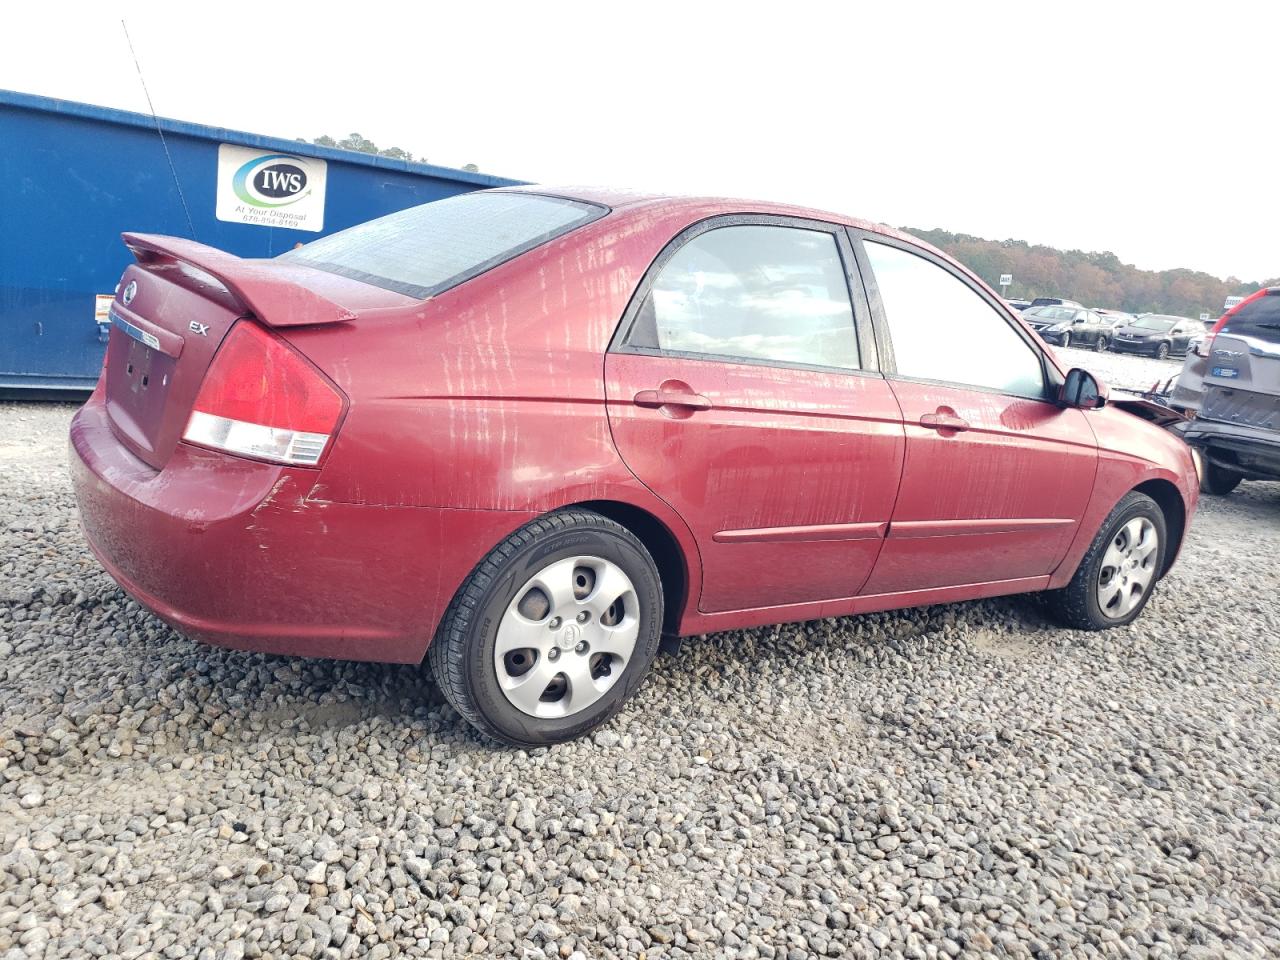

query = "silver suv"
[1171,288,1280,494]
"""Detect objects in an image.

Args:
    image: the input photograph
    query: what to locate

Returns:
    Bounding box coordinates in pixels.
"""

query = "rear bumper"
[70,394,531,663]
[1183,418,1280,480]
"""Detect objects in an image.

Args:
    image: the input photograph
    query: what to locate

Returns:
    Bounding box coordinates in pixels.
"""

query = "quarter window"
[628,225,860,370]
[863,240,1045,397]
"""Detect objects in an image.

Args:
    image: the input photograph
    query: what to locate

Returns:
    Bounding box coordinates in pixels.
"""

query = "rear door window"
[626,224,861,370]
[280,192,606,298]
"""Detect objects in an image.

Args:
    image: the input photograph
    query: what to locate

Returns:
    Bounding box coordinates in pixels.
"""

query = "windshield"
[280,192,607,298]
[1131,316,1176,331]
[1027,306,1075,321]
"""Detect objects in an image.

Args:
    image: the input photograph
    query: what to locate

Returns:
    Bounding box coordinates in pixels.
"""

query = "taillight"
[1197,316,1228,357]
[183,321,345,466]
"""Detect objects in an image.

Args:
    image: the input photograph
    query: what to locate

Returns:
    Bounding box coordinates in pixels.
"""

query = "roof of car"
[498,183,923,245]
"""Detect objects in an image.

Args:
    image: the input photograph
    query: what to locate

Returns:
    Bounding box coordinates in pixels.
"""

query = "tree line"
[301,133,480,173]
[908,227,1277,318]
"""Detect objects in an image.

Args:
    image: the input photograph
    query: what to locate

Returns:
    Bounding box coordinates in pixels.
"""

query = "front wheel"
[1095,336,1109,352]
[1200,460,1243,496]
[1156,342,1170,360]
[1045,492,1167,630]
[428,510,663,747]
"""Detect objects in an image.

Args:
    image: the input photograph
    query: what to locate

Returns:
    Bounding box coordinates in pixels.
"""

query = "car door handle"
[919,411,970,432]
[634,386,712,411]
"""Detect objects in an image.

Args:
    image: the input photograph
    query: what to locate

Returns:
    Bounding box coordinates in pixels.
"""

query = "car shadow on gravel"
[198,591,1067,740]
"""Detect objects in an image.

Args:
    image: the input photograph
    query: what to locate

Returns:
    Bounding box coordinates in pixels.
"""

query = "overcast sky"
[4,2,1274,280]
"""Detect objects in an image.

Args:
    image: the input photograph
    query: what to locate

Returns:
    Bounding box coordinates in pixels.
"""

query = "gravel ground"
[2,375,1279,959]
[1050,344,1187,395]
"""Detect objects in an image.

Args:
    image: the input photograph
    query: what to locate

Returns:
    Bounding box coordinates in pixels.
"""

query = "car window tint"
[631,225,860,370]
[863,240,1045,398]
[1227,294,1280,341]
[280,192,604,299]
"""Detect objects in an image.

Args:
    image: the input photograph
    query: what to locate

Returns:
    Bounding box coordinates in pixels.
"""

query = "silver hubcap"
[1096,517,1159,619]
[494,556,639,719]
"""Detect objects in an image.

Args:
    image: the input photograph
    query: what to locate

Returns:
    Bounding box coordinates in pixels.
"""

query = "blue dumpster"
[0,89,522,392]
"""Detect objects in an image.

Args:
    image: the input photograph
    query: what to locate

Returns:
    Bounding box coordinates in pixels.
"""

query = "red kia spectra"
[70,187,1198,746]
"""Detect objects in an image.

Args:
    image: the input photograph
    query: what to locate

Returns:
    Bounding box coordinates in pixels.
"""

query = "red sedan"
[70,187,1198,746]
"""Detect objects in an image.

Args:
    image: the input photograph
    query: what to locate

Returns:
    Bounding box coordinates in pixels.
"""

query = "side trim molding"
[713,520,888,544]
[888,517,1075,539]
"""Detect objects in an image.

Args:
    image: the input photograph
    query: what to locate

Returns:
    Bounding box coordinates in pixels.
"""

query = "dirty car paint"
[69,188,1199,662]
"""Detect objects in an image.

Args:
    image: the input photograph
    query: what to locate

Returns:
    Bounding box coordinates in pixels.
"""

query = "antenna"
[121,19,198,242]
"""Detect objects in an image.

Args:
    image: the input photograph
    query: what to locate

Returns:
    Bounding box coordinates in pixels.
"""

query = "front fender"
[1047,407,1198,588]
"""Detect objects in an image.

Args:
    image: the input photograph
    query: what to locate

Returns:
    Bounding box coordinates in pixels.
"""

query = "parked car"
[69,187,1199,746]
[1005,298,1033,311]
[1170,288,1280,494]
[1110,314,1200,359]
[1184,318,1217,357]
[1022,305,1116,350]
[1095,309,1136,331]
[1029,297,1083,309]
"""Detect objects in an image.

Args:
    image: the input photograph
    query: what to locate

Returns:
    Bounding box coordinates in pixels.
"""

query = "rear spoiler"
[122,233,356,327]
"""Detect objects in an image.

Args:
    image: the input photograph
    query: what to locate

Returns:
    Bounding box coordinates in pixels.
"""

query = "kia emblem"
[122,280,137,306]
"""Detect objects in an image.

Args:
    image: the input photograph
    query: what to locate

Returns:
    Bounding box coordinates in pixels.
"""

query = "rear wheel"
[1200,460,1243,496]
[428,510,663,747]
[1156,342,1170,360]
[1095,335,1109,352]
[1045,492,1166,630]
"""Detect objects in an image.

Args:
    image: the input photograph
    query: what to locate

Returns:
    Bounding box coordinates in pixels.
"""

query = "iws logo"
[232,154,313,209]
[216,143,327,231]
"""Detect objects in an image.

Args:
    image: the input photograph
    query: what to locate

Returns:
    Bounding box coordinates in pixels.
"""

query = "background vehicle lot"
[1052,342,1185,393]
[3,356,1279,957]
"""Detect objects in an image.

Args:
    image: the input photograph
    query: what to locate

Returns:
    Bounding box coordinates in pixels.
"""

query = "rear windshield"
[280,192,607,298]
[1225,293,1280,340]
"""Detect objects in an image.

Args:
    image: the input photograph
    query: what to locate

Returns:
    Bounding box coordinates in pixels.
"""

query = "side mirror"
[1060,368,1108,409]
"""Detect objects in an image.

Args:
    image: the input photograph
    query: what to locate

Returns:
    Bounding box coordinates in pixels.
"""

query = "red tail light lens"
[183,322,345,466]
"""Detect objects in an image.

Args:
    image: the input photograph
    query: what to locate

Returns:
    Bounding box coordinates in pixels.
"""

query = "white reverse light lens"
[184,411,330,466]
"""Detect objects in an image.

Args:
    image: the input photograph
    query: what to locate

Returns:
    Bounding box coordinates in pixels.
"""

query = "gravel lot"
[1050,343,1187,395]
[3,354,1279,959]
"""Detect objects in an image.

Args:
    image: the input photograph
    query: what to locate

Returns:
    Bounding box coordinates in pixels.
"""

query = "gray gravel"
[1050,342,1188,395]
[2,387,1279,960]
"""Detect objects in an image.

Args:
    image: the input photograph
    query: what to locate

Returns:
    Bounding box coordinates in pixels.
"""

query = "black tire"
[1044,491,1167,631]
[427,509,663,747]
[1156,342,1170,360]
[1095,336,1108,352]
[1199,461,1243,496]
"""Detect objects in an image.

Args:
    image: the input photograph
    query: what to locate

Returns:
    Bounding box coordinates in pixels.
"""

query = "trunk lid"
[103,234,364,470]
[1201,289,1280,433]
